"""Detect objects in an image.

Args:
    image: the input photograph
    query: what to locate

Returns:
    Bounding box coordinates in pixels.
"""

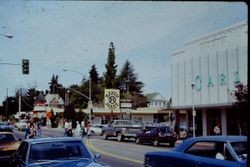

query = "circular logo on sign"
[108,96,117,104]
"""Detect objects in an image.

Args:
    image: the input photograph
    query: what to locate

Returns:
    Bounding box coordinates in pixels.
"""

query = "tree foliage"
[89,65,103,104]
[116,60,147,108]
[49,74,63,94]
[232,83,248,135]
[103,42,117,88]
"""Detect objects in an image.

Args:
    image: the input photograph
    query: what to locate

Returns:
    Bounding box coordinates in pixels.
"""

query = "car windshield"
[230,141,247,160]
[131,120,143,125]
[29,141,92,162]
[0,134,16,142]
[159,127,172,133]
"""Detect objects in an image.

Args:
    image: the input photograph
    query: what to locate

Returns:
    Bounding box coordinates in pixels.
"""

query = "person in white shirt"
[63,119,69,137]
[75,121,81,137]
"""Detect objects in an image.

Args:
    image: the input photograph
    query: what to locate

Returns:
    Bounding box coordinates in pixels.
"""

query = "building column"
[202,109,207,136]
[221,108,227,135]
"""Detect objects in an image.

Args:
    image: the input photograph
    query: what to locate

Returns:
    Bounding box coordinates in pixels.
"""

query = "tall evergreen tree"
[89,64,99,84]
[48,74,62,94]
[118,60,144,95]
[103,42,117,88]
[117,60,147,108]
[89,65,103,103]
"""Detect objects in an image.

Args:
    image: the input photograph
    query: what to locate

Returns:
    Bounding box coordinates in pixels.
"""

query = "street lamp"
[62,69,92,123]
[0,33,13,39]
[191,82,196,137]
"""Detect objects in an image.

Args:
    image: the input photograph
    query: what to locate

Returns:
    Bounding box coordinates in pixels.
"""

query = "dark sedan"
[135,125,177,146]
[144,135,247,167]
[12,137,108,167]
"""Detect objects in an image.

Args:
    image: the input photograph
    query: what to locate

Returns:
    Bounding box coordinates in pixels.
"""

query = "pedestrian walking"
[75,121,81,137]
[86,121,91,138]
[24,122,30,139]
[63,119,69,137]
[27,123,36,139]
[36,119,42,136]
[174,123,179,139]
[66,120,73,137]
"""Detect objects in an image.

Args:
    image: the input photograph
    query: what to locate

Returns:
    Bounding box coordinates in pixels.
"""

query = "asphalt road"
[13,127,174,167]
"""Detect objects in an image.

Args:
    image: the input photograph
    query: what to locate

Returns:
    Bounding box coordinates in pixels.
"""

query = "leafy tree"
[117,60,147,108]
[103,42,118,88]
[1,96,18,119]
[18,87,39,112]
[117,60,144,95]
[68,84,88,110]
[89,64,99,84]
[89,64,103,104]
[49,74,62,94]
[64,104,76,122]
[232,83,248,135]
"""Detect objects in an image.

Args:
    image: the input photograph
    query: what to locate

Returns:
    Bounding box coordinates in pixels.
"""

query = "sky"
[0,1,247,104]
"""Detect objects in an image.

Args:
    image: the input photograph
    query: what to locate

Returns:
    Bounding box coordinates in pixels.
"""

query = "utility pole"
[6,88,8,120]
[18,89,21,119]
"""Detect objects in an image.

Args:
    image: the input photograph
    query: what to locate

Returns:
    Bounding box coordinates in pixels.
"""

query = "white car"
[15,119,28,131]
[90,124,107,135]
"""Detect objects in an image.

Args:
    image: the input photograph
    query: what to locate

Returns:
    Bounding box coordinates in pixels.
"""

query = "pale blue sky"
[0,1,247,103]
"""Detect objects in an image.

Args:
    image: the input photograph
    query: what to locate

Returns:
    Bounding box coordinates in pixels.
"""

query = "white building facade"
[171,21,247,136]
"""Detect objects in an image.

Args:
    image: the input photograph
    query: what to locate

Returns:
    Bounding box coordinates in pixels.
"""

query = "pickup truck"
[101,119,144,142]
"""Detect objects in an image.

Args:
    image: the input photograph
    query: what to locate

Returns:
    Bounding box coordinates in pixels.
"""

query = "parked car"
[0,122,14,132]
[15,119,28,131]
[135,125,177,146]
[0,132,21,166]
[90,124,107,135]
[144,135,247,167]
[12,137,109,167]
[102,119,144,141]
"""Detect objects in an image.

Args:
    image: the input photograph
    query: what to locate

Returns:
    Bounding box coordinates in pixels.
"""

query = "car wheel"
[153,140,159,146]
[135,138,141,144]
[103,132,108,140]
[117,133,123,142]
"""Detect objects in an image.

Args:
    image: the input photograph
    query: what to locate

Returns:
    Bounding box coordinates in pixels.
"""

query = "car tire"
[117,133,123,142]
[135,138,141,144]
[103,132,108,140]
[153,140,159,146]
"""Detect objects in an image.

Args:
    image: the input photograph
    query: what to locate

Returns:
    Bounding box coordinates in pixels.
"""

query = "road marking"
[86,139,143,164]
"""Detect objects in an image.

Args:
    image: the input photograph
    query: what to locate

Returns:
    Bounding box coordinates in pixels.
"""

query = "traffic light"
[22,59,29,74]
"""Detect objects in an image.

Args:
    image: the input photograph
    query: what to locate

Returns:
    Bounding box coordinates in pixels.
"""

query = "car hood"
[0,141,20,151]
[26,159,106,167]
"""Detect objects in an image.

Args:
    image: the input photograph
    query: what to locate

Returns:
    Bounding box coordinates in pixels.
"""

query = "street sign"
[88,100,93,109]
[120,102,132,108]
[105,89,120,111]
[192,110,196,116]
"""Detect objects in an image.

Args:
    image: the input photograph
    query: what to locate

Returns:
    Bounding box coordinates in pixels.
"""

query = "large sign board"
[105,89,120,111]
